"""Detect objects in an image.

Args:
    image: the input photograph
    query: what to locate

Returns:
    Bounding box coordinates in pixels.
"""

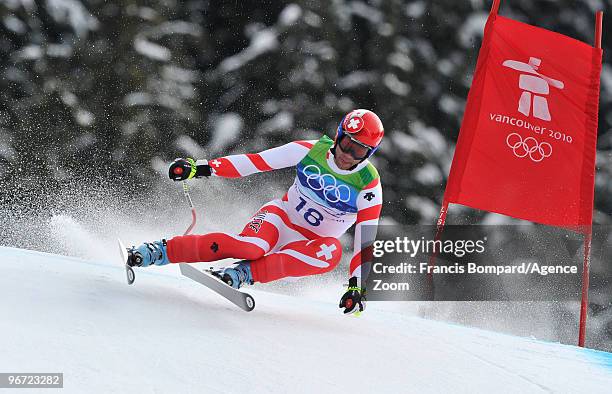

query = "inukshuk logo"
[503,57,564,121]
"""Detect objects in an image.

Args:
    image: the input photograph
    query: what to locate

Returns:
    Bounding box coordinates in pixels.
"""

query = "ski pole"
[181,180,197,235]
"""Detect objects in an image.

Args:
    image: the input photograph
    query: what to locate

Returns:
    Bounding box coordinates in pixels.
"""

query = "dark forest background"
[0,0,611,349]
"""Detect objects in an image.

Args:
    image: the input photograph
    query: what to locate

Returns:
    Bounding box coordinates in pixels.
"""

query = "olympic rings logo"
[302,164,351,203]
[506,133,552,163]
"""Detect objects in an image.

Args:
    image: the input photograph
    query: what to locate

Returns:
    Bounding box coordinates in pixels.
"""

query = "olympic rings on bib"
[506,133,552,163]
[302,164,351,203]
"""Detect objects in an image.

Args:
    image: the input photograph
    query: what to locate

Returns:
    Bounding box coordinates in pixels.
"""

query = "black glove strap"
[195,164,212,177]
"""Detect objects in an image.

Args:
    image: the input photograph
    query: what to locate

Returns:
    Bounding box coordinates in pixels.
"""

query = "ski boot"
[212,261,253,289]
[127,240,170,267]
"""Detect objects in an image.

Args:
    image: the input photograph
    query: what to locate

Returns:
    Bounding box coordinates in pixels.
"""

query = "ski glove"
[339,276,366,315]
[168,158,212,181]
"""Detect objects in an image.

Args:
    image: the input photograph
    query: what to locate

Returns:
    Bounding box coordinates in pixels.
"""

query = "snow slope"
[1,246,611,394]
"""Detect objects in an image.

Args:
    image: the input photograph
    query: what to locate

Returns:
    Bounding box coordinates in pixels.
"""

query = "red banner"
[445,14,603,229]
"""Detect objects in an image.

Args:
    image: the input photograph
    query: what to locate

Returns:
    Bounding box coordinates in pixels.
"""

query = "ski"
[117,238,254,311]
[179,263,255,312]
[117,239,136,285]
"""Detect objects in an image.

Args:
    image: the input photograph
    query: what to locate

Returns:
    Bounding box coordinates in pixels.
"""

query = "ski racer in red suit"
[128,109,384,314]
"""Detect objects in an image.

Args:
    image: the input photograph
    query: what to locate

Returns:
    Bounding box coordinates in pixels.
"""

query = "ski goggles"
[337,134,372,160]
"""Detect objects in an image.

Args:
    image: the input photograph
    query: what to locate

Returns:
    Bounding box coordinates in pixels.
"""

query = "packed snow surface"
[1,246,611,393]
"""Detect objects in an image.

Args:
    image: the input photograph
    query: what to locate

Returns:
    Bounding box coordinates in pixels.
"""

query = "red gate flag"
[445,12,603,229]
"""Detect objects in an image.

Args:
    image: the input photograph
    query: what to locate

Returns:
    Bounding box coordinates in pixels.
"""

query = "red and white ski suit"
[166,138,382,284]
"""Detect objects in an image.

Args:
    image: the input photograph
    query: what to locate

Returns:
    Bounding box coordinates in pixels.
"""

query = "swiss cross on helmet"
[335,109,384,158]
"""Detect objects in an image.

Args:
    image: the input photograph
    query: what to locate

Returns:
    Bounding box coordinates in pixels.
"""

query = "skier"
[128,109,383,314]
